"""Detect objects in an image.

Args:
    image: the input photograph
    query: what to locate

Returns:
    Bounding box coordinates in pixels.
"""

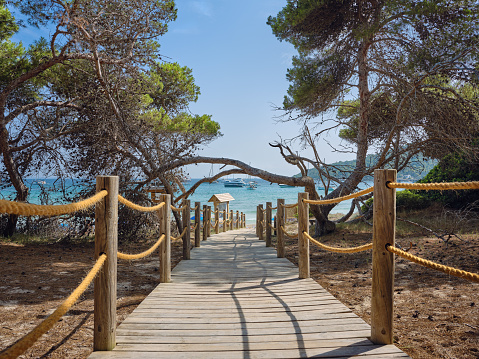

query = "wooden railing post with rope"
[207,206,212,237]
[202,205,207,241]
[241,212,245,228]
[215,207,219,234]
[94,176,119,351]
[183,199,191,260]
[273,216,277,236]
[277,199,285,258]
[229,210,233,230]
[298,192,310,279]
[235,210,239,229]
[371,169,396,345]
[195,202,201,247]
[266,201,272,247]
[256,206,259,236]
[222,209,227,232]
[159,193,171,283]
[258,204,264,241]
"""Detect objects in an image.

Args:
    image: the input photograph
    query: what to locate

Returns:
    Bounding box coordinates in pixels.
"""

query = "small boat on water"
[278,183,295,188]
[224,179,245,188]
[246,182,257,190]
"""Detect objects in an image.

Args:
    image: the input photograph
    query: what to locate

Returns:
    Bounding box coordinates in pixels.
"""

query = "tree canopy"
[266,0,479,233]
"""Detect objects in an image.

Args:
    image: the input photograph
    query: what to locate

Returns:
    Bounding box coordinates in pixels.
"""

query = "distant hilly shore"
[295,154,437,182]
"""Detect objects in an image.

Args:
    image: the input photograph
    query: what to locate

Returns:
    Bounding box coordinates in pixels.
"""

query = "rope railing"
[0,190,107,216]
[386,244,479,283]
[280,225,298,239]
[0,254,107,359]
[267,205,277,210]
[304,232,373,253]
[171,227,188,241]
[118,195,165,212]
[170,204,188,212]
[303,186,374,205]
[281,202,298,209]
[117,235,166,260]
[191,205,198,211]
[268,223,276,231]
[388,181,479,190]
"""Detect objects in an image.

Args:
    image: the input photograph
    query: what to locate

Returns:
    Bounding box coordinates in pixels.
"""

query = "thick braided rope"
[268,223,276,230]
[171,227,187,241]
[304,186,374,205]
[0,254,106,359]
[388,181,479,190]
[281,203,298,209]
[117,235,165,260]
[0,191,107,217]
[194,223,198,231]
[304,232,373,253]
[267,205,278,210]
[280,225,298,239]
[170,204,188,212]
[118,195,165,212]
[386,244,479,283]
[191,205,198,211]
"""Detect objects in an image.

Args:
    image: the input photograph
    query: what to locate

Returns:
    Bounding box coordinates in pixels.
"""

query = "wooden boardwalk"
[89,228,409,358]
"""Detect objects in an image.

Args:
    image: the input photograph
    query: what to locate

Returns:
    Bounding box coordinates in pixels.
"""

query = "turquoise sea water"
[1,178,368,224]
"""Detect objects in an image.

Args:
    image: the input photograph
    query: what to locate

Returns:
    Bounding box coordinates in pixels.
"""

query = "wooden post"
[236,210,239,229]
[241,212,244,228]
[298,192,310,279]
[266,202,272,247]
[258,204,264,241]
[215,207,219,234]
[183,200,191,260]
[222,209,227,232]
[195,202,201,247]
[256,206,259,236]
[94,176,118,351]
[371,169,396,344]
[277,199,285,258]
[230,210,234,230]
[159,194,171,283]
[273,216,277,236]
[243,213,245,228]
[207,206,212,237]
[202,205,207,241]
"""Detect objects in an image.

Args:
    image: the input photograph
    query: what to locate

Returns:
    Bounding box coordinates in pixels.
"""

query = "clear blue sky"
[10,1,349,179]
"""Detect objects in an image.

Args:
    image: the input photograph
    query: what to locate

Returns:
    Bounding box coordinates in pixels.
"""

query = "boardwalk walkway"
[89,228,409,358]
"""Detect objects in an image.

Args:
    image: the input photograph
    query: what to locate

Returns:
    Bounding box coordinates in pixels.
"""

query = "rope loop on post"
[118,195,165,212]
[0,191,107,216]
[281,203,298,209]
[170,204,188,212]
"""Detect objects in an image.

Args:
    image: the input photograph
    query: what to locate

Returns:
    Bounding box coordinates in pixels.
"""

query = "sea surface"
[1,178,371,224]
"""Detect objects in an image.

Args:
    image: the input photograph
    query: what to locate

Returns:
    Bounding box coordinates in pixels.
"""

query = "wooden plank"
[88,228,409,359]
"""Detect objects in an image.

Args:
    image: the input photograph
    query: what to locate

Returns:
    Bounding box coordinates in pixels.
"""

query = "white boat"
[278,183,295,188]
[224,179,245,187]
[246,182,257,190]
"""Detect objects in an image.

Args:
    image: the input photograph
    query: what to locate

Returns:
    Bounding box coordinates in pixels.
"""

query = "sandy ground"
[1,227,478,358]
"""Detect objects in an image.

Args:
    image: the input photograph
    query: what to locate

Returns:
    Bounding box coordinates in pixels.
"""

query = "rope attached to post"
[117,235,166,260]
[171,227,187,241]
[118,195,165,212]
[386,244,479,283]
[280,225,298,239]
[281,203,298,209]
[0,254,107,359]
[304,187,374,205]
[388,181,479,190]
[170,204,188,212]
[0,191,107,216]
[304,232,373,253]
